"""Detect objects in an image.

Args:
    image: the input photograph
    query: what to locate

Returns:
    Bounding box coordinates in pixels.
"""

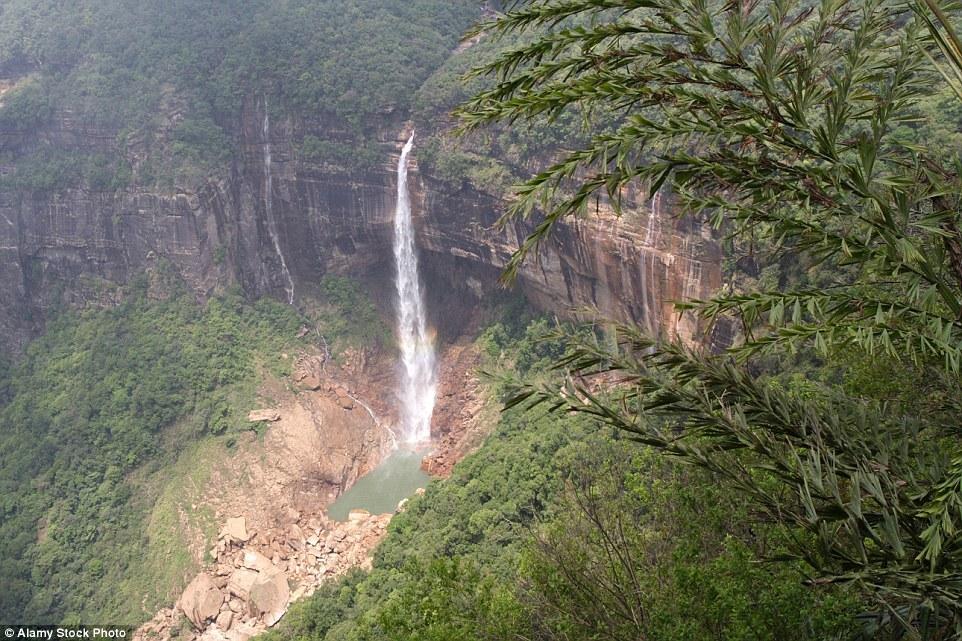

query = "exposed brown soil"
[422,341,491,477]
[135,338,496,641]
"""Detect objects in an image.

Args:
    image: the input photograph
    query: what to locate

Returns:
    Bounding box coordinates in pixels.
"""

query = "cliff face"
[0,100,723,351]
[413,171,723,345]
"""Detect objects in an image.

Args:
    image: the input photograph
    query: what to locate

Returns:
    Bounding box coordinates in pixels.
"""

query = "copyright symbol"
[5,628,14,638]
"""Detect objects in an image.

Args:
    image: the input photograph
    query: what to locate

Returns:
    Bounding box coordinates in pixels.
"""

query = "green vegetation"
[265,315,859,641]
[298,136,382,173]
[411,26,611,196]
[0,0,480,186]
[3,1,962,637]
[0,148,132,192]
[454,0,962,636]
[0,77,52,131]
[311,276,392,355]
[0,0,611,194]
[128,438,222,617]
[0,278,306,623]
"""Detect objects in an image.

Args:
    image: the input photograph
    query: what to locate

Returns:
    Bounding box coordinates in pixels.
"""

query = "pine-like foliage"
[458,0,962,636]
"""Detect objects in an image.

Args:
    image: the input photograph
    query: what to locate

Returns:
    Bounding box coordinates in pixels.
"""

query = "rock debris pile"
[136,511,390,641]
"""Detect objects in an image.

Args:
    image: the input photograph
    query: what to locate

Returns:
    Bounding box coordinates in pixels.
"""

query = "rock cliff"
[0,97,722,352]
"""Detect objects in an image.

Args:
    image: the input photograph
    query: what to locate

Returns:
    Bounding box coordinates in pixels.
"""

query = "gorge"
[0,0,726,632]
[0,89,725,633]
[1,1,957,638]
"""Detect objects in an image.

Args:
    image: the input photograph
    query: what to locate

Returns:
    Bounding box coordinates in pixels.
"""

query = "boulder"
[347,509,370,523]
[247,409,281,423]
[242,550,274,573]
[215,610,234,631]
[225,517,251,542]
[227,568,259,600]
[198,627,229,641]
[248,571,290,627]
[179,573,224,629]
[225,621,259,641]
[421,454,447,476]
[298,373,322,391]
[289,523,305,540]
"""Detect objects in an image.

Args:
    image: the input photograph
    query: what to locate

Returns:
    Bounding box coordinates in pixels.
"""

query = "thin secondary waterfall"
[646,187,661,246]
[641,186,662,333]
[262,99,295,305]
[393,133,436,444]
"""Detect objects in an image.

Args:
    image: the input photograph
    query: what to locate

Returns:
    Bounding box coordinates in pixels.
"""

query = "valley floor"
[135,340,490,641]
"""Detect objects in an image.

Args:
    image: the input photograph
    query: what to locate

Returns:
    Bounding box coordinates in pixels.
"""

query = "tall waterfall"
[262,100,295,305]
[393,133,436,443]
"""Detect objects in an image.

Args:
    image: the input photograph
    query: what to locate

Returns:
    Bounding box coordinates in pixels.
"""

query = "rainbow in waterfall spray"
[392,132,436,443]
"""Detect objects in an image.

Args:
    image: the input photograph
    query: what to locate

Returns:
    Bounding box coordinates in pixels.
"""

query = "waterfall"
[392,133,436,443]
[348,392,398,449]
[641,186,661,333]
[262,100,295,305]
[645,187,661,246]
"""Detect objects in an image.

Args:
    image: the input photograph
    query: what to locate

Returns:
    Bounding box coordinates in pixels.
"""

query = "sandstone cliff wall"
[0,99,723,351]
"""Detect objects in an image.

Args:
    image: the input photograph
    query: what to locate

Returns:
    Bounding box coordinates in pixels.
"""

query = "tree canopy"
[0,0,480,184]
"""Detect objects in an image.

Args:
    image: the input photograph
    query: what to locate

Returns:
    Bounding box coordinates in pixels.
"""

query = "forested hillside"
[0,0,479,184]
[0,273,304,621]
[0,265,394,622]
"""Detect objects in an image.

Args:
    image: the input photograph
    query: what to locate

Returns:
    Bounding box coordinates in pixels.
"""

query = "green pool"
[327,448,430,521]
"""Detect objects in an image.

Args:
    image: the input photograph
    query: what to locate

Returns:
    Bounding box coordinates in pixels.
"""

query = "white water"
[262,100,295,305]
[646,187,661,246]
[641,186,662,332]
[392,133,436,443]
[349,392,399,449]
